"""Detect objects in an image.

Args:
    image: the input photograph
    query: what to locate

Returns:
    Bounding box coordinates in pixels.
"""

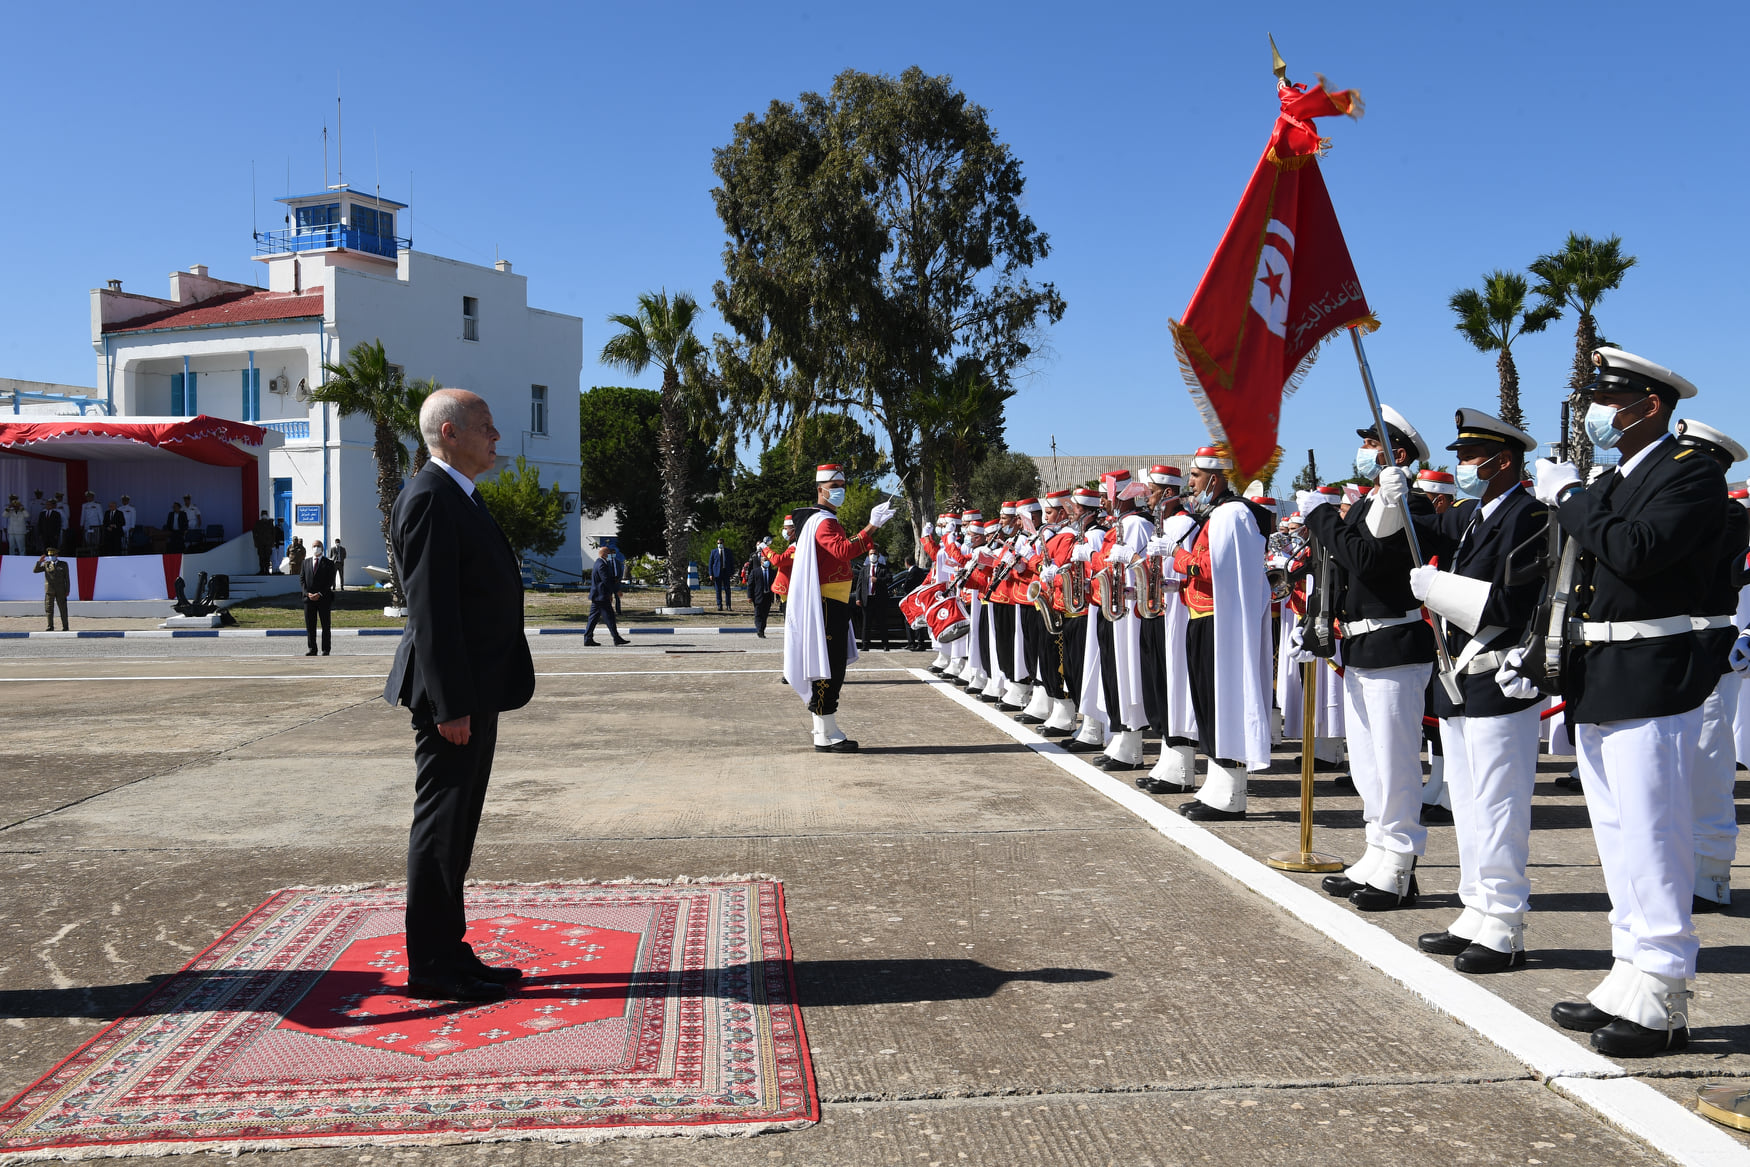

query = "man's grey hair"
[419,389,484,449]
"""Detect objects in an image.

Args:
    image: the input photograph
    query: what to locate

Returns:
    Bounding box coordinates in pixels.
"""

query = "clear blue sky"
[4,1,1745,484]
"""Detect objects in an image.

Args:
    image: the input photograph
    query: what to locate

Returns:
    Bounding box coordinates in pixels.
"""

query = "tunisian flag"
[1169,76,1375,485]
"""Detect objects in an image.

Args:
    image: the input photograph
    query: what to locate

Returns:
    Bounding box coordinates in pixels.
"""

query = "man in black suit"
[383,389,536,1003]
[1518,348,1725,1058]
[746,540,777,638]
[855,551,892,651]
[301,541,339,656]
[888,556,928,650]
[163,503,188,553]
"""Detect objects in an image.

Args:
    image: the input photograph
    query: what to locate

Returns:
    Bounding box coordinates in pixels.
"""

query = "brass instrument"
[1027,578,1064,635]
[1061,560,1090,616]
[1265,531,1315,601]
[1093,561,1129,621]
[1131,553,1166,619]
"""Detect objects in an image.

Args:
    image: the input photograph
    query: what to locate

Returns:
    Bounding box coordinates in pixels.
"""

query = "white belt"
[1692,614,1736,632]
[1342,611,1422,637]
[1568,615,1693,645]
[1461,650,1507,675]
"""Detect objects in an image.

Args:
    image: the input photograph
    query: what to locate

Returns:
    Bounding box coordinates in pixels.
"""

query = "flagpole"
[1347,326,1463,702]
[1268,659,1344,872]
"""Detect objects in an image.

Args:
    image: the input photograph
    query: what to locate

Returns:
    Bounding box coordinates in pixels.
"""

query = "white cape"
[1208,501,1272,770]
[1159,512,1199,742]
[1106,512,1154,731]
[783,512,858,705]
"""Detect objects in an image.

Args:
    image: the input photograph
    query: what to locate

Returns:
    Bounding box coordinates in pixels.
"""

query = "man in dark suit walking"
[747,540,777,638]
[301,541,339,656]
[383,389,536,1003]
[585,552,630,646]
[708,538,736,611]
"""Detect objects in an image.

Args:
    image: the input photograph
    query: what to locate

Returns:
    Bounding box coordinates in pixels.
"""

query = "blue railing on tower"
[259,420,311,440]
[254,226,411,260]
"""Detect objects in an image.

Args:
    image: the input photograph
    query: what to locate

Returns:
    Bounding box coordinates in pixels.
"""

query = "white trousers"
[1694,672,1742,867]
[1574,707,1704,980]
[1343,662,1432,857]
[1441,707,1540,926]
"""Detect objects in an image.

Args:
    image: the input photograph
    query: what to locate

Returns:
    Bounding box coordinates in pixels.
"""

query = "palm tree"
[396,376,440,475]
[1447,271,1561,430]
[309,339,410,607]
[1529,233,1637,472]
[914,365,1014,511]
[599,290,711,607]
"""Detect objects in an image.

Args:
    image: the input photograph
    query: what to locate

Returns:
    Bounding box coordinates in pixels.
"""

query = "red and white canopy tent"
[0,416,281,601]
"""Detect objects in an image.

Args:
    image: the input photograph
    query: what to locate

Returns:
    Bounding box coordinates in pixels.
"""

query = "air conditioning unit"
[268,374,289,395]
[294,378,310,402]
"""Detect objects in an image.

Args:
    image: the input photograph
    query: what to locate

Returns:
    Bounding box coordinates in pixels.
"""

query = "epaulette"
[1673,448,1696,461]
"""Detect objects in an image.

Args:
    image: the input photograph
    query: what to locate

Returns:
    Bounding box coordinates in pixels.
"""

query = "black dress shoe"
[1322,873,1363,897]
[928,665,945,675]
[1038,725,1074,738]
[1016,714,1045,725]
[1062,738,1106,754]
[1329,773,1355,791]
[404,975,507,1003]
[1098,756,1145,772]
[1145,779,1196,795]
[1350,875,1419,911]
[1133,773,1154,789]
[1551,1000,1615,1032]
[584,639,602,646]
[1553,772,1580,791]
[1312,757,1344,772]
[814,738,859,753]
[1421,804,1453,825]
[613,637,631,645]
[1180,801,1246,822]
[1417,930,1471,956]
[305,649,318,656]
[1694,895,1729,915]
[470,962,524,985]
[1591,1017,1687,1057]
[1455,943,1525,974]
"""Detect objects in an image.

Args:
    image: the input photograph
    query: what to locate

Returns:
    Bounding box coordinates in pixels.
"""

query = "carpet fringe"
[277,875,782,893]
[0,1119,816,1162]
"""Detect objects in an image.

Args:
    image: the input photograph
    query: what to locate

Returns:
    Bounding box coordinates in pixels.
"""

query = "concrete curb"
[0,626,778,640]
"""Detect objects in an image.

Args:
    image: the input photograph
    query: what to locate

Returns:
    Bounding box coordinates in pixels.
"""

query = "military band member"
[783,463,894,751]
[1302,405,1436,910]
[1146,469,1203,792]
[1516,348,1723,1057]
[1405,409,1547,973]
[1274,499,1347,772]
[1008,498,1051,718]
[1171,447,1273,818]
[1672,420,1748,914]
[1060,487,1108,751]
[1032,491,1083,734]
[1135,467,1181,762]
[1415,469,1458,514]
[1081,471,1154,771]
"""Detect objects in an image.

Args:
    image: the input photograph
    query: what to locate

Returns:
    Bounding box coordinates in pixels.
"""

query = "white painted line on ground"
[911,668,1748,1166]
[0,667,915,683]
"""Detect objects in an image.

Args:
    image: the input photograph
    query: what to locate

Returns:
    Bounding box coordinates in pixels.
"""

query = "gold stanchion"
[1267,658,1344,872]
[1697,1084,1750,1131]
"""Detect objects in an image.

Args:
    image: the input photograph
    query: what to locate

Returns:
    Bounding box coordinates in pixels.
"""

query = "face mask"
[826,486,846,508]
[1354,447,1383,481]
[1454,462,1489,499]
[1585,402,1633,449]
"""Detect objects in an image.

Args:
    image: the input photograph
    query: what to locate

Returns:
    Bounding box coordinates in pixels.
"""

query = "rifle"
[1506,390,1577,696]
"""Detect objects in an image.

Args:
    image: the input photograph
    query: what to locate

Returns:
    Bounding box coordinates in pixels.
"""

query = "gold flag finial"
[1269,34,1290,86]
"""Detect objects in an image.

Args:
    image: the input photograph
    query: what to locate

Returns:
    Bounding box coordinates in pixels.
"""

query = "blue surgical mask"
[1354,447,1383,481]
[826,486,846,508]
[1454,463,1486,499]
[1585,402,1625,449]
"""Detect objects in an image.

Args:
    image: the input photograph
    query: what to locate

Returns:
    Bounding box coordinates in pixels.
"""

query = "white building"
[91,186,586,583]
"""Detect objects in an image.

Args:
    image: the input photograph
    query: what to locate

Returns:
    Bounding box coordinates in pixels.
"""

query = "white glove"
[1376,466,1410,509]
[1040,564,1059,583]
[759,536,770,548]
[1071,542,1092,563]
[1287,622,1314,665]
[1146,536,1171,556]
[1495,645,1540,700]
[1297,489,1330,518]
[922,521,934,538]
[1731,631,1750,675]
[1533,459,1582,506]
[867,500,896,529]
[1108,543,1134,564]
[1408,564,1439,601]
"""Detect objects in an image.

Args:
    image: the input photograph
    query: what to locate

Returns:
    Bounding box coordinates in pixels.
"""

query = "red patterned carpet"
[0,880,817,1157]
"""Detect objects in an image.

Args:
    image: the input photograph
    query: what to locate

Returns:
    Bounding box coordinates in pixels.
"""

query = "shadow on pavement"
[0,959,1114,1022]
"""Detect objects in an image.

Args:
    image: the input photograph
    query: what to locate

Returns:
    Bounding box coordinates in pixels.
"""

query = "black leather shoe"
[1591,1017,1688,1057]
[470,962,525,985]
[1016,714,1045,725]
[613,637,631,645]
[1329,772,1355,791]
[1553,772,1580,791]
[1322,872,1363,897]
[815,738,859,753]
[305,649,318,656]
[928,665,945,675]
[1417,930,1471,956]
[1421,804,1453,825]
[584,639,602,646]
[1455,943,1525,974]
[1061,738,1105,754]
[1099,756,1145,772]
[1694,895,1729,915]
[1312,757,1344,772]
[1038,725,1074,738]
[1551,1000,1615,1032]
[1146,779,1196,795]
[404,975,507,1003]
[1180,801,1246,822]
[1350,874,1419,911]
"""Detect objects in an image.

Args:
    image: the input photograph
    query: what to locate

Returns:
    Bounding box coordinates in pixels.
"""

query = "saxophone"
[1131,553,1165,619]
[1060,514,1100,617]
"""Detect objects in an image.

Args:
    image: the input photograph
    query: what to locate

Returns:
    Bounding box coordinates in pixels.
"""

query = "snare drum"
[900,580,946,629]
[924,592,971,643]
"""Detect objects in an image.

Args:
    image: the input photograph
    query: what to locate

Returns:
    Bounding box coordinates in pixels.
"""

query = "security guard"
[1519,348,1725,1057]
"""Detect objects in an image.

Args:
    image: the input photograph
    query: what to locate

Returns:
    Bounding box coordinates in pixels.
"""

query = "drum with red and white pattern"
[899,580,947,629]
[924,592,971,643]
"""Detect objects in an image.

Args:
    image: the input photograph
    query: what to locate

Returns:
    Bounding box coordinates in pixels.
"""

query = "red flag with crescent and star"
[1169,74,1376,485]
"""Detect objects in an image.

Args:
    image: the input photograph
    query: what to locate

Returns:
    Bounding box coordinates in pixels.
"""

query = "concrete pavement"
[0,637,1743,1164]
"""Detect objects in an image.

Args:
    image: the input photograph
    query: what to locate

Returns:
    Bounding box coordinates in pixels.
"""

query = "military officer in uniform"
[1515,348,1724,1057]
[1407,409,1548,973]
[1302,405,1437,910]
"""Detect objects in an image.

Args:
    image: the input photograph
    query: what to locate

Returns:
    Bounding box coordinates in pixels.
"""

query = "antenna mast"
[322,125,329,191]
[336,87,344,188]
